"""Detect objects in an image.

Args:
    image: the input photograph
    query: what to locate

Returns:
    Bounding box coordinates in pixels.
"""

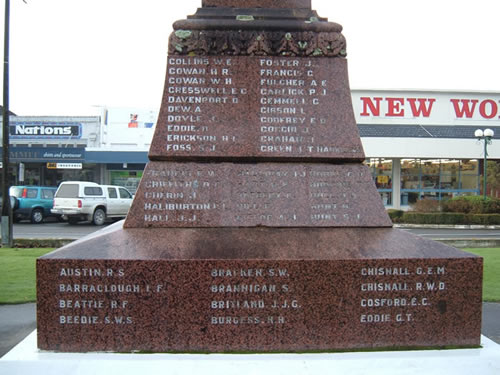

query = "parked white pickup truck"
[52,181,133,225]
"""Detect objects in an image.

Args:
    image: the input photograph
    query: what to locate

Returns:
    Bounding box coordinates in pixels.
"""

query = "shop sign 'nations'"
[10,122,82,139]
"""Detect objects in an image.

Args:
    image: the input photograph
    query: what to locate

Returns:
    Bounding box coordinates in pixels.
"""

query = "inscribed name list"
[149,56,364,161]
[37,254,482,352]
[124,162,392,228]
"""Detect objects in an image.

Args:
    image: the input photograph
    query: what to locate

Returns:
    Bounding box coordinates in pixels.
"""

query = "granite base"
[37,221,482,352]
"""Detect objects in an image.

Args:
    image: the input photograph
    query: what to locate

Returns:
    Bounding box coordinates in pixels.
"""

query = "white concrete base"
[1,331,500,375]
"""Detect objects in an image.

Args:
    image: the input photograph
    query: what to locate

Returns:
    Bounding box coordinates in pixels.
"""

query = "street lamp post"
[475,128,495,200]
[1,0,12,247]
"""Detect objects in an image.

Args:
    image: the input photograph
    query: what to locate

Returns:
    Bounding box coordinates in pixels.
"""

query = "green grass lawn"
[0,248,54,304]
[464,248,500,302]
[0,247,499,304]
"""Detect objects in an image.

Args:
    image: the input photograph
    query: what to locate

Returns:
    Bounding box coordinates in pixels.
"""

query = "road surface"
[8,222,500,241]
[12,220,113,240]
[402,228,500,239]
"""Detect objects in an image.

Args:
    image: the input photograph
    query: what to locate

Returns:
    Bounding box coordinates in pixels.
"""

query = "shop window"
[421,191,439,200]
[379,192,392,206]
[55,165,97,185]
[422,175,439,189]
[421,160,440,175]
[400,159,480,206]
[460,160,479,190]
[44,163,99,187]
[402,175,420,189]
[401,159,420,174]
[365,159,393,206]
[24,164,41,186]
[401,159,420,190]
[421,160,440,189]
[401,192,420,205]
[110,171,143,194]
[440,160,460,190]
[439,177,459,190]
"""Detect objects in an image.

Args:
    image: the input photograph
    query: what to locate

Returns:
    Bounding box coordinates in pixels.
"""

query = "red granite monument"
[37,0,482,353]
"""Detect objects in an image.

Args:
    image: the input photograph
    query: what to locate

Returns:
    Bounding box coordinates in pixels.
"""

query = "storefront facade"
[94,91,499,206]
[354,89,500,208]
[365,158,481,208]
[86,107,155,194]
[0,110,154,193]
[0,116,101,187]
[1,90,498,207]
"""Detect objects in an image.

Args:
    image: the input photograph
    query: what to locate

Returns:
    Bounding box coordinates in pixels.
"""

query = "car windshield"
[55,184,79,198]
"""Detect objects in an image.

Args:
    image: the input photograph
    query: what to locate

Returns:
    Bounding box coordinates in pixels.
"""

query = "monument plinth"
[202,0,312,8]
[37,0,482,353]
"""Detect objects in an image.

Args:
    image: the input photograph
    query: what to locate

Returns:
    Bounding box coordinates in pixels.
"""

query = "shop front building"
[1,90,498,208]
[0,116,101,188]
[85,107,155,194]
[95,91,499,207]
[0,110,154,193]
[355,89,500,208]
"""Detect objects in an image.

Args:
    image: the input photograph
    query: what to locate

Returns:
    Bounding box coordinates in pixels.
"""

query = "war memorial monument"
[36,0,483,353]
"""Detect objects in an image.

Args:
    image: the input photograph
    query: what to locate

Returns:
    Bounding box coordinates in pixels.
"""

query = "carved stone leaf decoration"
[317,32,347,56]
[247,33,273,56]
[277,32,301,56]
[297,32,318,56]
[168,30,347,57]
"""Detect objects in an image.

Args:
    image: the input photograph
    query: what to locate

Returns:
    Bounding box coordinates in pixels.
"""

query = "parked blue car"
[9,186,61,223]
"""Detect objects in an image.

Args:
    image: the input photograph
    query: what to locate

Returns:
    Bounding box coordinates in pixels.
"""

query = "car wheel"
[30,208,44,224]
[92,208,106,226]
[68,217,79,225]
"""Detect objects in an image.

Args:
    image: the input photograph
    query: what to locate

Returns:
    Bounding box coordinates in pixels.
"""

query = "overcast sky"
[2,0,500,116]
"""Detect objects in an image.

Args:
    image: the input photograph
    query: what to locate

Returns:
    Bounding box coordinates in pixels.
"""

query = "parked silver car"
[52,181,133,225]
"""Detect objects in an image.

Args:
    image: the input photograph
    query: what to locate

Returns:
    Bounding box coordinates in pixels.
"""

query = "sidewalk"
[394,224,500,230]
[1,302,499,358]
[0,304,36,358]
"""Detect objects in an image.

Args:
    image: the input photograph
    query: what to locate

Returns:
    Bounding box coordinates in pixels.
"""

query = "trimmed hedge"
[442,196,500,214]
[410,198,440,213]
[389,195,500,224]
[390,212,500,225]
[387,209,404,221]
